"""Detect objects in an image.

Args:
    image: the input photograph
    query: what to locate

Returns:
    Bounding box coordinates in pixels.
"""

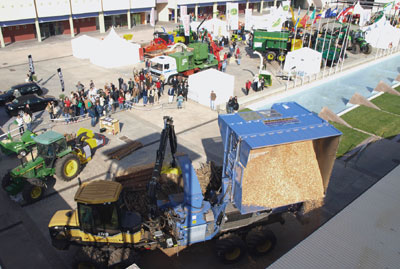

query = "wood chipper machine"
[48,102,341,267]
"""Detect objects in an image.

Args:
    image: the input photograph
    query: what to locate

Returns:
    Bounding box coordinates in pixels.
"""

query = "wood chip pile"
[195,161,222,196]
[241,140,325,209]
[106,140,143,160]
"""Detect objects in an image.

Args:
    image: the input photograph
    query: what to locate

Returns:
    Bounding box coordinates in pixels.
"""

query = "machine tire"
[215,234,246,264]
[167,75,176,85]
[363,44,372,54]
[2,172,12,190]
[55,154,81,182]
[277,52,286,63]
[22,182,44,204]
[266,51,276,62]
[72,246,107,269]
[108,248,136,268]
[246,229,277,256]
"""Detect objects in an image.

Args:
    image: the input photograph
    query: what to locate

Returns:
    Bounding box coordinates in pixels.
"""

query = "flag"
[294,7,301,28]
[337,6,354,22]
[396,2,400,10]
[310,9,316,20]
[314,11,322,23]
[324,8,331,18]
[330,7,338,18]
[57,68,65,92]
[383,1,394,11]
[300,13,309,27]
[150,8,155,27]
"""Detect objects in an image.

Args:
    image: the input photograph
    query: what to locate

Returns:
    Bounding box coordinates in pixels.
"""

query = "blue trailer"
[49,102,342,266]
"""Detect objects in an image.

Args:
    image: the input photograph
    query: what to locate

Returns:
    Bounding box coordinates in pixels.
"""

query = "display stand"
[100,117,120,135]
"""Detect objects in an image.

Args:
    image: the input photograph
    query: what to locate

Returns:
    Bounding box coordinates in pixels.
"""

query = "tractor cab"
[75,181,142,237]
[34,131,68,166]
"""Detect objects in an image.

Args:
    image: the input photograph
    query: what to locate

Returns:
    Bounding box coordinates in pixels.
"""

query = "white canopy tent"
[362,18,400,49]
[71,35,101,59]
[284,48,322,77]
[89,28,141,68]
[190,18,229,38]
[188,69,234,107]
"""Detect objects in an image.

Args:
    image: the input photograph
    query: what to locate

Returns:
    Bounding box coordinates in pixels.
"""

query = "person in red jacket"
[245,80,252,95]
[118,94,125,110]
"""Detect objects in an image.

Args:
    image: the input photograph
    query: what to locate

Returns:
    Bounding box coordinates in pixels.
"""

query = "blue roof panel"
[219,102,341,149]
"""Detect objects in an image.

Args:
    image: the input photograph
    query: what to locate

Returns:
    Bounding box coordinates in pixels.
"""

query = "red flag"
[300,14,310,27]
[337,6,354,22]
[314,13,322,23]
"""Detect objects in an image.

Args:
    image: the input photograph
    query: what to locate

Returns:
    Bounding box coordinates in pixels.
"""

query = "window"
[78,203,120,235]
[151,62,163,71]
[164,64,169,70]
[15,26,19,30]
[54,139,67,154]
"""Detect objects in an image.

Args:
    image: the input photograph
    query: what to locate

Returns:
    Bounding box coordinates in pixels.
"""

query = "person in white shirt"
[16,114,24,135]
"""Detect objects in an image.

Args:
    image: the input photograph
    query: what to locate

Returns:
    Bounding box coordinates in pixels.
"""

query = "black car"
[6,94,58,117]
[0,82,43,105]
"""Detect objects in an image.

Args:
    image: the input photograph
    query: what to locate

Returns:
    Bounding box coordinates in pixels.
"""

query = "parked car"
[6,94,58,117]
[0,82,43,105]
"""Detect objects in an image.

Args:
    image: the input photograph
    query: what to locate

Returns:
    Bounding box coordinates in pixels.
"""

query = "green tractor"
[0,121,37,156]
[348,30,372,55]
[2,128,105,204]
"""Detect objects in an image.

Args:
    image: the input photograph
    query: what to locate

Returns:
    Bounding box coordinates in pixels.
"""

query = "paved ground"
[0,20,399,269]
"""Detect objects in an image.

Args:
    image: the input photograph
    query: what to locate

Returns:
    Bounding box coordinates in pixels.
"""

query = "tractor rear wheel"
[266,51,276,62]
[55,154,81,182]
[22,182,44,204]
[354,44,360,54]
[246,229,277,256]
[215,234,246,264]
[362,44,372,54]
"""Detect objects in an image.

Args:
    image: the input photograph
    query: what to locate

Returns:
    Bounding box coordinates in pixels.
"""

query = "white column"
[195,4,198,20]
[274,0,277,7]
[127,10,131,29]
[260,0,264,13]
[0,26,5,48]
[175,6,178,23]
[99,12,105,33]
[213,2,218,18]
[69,15,75,37]
[34,18,42,42]
[246,0,249,10]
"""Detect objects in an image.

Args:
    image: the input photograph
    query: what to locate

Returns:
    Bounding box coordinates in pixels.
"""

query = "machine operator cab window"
[78,202,120,236]
[37,139,67,166]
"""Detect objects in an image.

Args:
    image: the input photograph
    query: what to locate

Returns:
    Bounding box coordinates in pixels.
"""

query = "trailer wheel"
[22,182,44,204]
[55,154,81,182]
[215,234,246,264]
[353,44,360,54]
[108,248,136,268]
[167,75,176,85]
[72,246,107,269]
[266,51,276,62]
[246,229,277,256]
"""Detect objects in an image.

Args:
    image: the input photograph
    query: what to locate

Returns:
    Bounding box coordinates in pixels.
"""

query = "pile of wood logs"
[106,140,143,160]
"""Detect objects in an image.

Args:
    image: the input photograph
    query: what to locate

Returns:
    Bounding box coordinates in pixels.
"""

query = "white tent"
[89,28,141,68]
[363,19,400,49]
[284,48,322,76]
[71,35,101,59]
[190,18,229,38]
[188,69,234,107]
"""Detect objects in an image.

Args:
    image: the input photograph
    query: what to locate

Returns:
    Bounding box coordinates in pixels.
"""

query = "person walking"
[226,97,234,114]
[46,101,54,121]
[142,87,148,106]
[177,94,184,109]
[210,90,216,110]
[237,51,242,65]
[16,114,25,135]
[245,80,251,95]
[88,102,96,127]
[118,94,125,110]
[168,86,175,103]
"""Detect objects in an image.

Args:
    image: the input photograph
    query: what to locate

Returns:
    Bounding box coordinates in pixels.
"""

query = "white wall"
[102,0,129,11]
[157,3,169,21]
[130,0,155,9]
[0,0,36,21]
[35,0,71,17]
[177,0,234,4]
[71,0,101,14]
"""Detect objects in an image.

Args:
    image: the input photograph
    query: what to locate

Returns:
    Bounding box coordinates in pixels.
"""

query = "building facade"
[0,0,156,47]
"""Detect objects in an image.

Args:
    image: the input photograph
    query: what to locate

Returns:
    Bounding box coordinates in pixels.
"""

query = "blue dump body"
[161,102,342,246]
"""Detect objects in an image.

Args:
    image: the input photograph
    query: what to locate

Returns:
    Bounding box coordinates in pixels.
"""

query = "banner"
[181,5,187,17]
[57,68,65,92]
[229,2,239,30]
[28,55,35,74]
[183,15,190,36]
[150,7,155,27]
[245,9,252,31]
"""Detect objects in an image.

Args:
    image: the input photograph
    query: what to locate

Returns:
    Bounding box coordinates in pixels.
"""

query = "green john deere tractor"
[2,128,105,204]
[0,121,37,156]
